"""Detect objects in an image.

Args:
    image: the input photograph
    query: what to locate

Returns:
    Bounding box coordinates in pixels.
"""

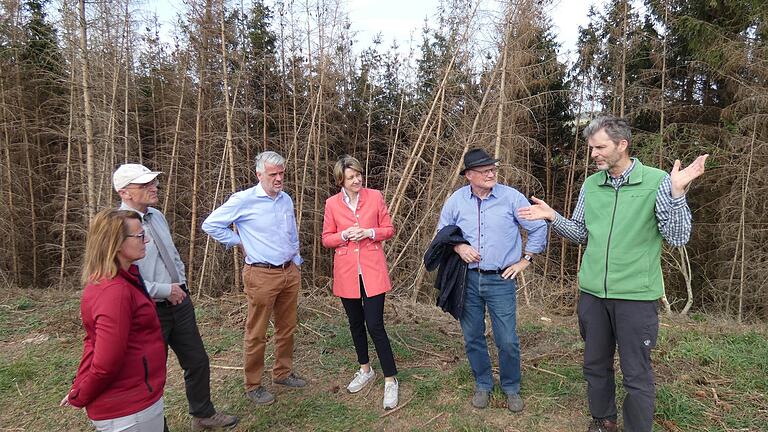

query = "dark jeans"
[340,277,397,377]
[578,292,659,432]
[156,293,216,418]
[460,269,521,395]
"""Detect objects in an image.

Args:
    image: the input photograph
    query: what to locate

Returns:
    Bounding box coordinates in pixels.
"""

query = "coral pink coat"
[322,188,395,298]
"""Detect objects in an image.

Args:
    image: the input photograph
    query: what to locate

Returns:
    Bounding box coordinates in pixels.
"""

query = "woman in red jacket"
[322,155,399,409]
[60,209,167,431]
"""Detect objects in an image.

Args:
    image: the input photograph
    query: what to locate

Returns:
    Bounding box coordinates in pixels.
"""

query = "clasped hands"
[342,223,374,242]
[453,243,530,280]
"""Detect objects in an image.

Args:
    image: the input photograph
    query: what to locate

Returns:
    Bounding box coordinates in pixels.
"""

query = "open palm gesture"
[670,154,708,198]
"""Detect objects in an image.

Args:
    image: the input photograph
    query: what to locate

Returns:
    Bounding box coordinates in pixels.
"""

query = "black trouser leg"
[615,298,658,432]
[341,293,370,367]
[340,277,398,377]
[157,296,216,418]
[359,281,397,377]
[578,293,618,422]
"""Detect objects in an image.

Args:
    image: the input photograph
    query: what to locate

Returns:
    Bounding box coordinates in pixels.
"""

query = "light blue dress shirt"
[202,183,303,266]
[437,183,548,271]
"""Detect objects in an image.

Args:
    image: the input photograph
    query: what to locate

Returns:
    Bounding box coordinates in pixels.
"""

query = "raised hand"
[517,196,556,222]
[670,154,708,198]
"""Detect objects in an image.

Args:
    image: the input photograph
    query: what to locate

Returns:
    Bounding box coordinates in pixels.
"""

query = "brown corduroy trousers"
[241,263,300,390]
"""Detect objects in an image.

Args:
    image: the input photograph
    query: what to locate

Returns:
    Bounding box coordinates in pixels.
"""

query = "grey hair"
[254,151,286,174]
[583,115,631,146]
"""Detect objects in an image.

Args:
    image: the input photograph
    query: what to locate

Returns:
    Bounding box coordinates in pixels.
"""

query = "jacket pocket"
[143,356,154,393]
[336,247,348,255]
[366,243,380,251]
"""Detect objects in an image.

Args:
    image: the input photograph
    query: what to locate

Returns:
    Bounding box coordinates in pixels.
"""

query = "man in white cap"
[113,164,238,431]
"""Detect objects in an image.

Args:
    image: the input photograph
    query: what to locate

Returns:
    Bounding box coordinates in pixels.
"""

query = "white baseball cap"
[113,164,162,191]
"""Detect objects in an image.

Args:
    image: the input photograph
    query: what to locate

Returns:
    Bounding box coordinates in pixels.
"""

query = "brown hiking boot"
[587,418,618,432]
[191,412,239,430]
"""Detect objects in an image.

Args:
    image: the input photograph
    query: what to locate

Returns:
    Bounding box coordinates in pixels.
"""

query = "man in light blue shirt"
[202,151,305,406]
[437,148,547,413]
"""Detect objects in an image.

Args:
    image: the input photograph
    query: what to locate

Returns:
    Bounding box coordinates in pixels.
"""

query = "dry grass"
[1,288,767,431]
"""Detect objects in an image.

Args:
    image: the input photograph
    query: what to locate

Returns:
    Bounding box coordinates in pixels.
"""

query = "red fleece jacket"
[68,265,166,421]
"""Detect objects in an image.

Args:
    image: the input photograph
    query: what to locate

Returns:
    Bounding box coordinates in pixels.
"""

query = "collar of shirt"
[120,202,150,222]
[341,188,357,211]
[464,184,498,201]
[254,182,284,201]
[606,157,638,189]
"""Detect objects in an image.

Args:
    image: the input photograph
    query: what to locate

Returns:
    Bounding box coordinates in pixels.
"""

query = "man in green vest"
[518,115,707,432]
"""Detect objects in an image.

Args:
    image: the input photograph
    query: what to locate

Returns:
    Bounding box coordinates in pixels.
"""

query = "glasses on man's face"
[126,231,146,240]
[126,180,159,190]
[470,167,498,176]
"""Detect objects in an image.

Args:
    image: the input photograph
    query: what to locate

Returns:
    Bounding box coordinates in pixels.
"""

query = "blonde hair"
[81,209,140,285]
[333,155,364,187]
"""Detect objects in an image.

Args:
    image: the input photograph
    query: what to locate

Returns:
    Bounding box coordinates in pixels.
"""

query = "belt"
[470,268,503,275]
[248,260,293,269]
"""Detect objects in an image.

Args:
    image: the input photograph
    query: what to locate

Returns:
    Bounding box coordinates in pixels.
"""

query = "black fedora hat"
[459,148,500,175]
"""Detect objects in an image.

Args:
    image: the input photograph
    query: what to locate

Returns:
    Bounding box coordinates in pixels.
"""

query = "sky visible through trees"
[1,0,767,321]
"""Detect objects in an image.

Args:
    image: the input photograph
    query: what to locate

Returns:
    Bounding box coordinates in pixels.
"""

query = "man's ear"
[617,139,629,154]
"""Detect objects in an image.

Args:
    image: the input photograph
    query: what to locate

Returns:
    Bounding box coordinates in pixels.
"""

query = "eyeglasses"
[126,232,146,240]
[125,180,159,190]
[470,167,498,176]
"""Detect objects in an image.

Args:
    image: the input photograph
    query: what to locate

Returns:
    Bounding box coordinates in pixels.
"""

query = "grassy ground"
[1,288,767,431]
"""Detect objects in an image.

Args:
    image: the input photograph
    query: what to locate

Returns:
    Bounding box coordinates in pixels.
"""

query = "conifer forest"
[1,0,767,320]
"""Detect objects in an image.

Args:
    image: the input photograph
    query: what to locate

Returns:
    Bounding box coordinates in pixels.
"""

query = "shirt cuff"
[369,229,376,240]
[551,212,567,229]
[224,235,242,250]
[669,194,687,209]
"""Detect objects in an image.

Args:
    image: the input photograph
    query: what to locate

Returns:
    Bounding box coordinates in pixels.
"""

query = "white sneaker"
[347,367,375,393]
[383,378,399,410]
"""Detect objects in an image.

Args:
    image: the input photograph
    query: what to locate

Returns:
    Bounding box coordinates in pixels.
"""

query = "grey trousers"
[577,292,659,432]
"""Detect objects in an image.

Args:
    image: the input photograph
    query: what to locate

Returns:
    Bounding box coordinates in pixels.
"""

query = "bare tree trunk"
[619,0,628,117]
[220,0,241,290]
[0,81,19,284]
[60,75,77,289]
[737,120,756,323]
[79,0,96,221]
[162,58,188,213]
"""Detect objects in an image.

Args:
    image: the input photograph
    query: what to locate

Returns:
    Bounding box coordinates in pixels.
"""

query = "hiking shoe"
[507,393,524,413]
[274,373,307,388]
[471,390,490,409]
[246,386,275,405]
[383,378,399,410]
[347,367,376,393]
[587,418,619,432]
[191,412,239,430]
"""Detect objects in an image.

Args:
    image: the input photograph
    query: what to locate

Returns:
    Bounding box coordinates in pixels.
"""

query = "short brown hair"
[333,155,364,186]
[81,209,141,285]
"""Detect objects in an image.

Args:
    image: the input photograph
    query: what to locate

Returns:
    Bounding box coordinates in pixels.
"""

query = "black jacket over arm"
[424,225,469,320]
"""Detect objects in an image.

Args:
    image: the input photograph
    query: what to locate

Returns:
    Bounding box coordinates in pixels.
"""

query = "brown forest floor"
[1,287,767,431]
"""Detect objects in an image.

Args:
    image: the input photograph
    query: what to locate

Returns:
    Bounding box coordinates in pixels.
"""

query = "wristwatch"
[523,254,534,263]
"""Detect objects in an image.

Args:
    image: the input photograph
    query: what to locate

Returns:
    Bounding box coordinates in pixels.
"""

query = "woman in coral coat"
[322,155,399,410]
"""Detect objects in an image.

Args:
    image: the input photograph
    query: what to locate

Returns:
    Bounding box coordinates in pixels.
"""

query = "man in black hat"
[435,148,548,412]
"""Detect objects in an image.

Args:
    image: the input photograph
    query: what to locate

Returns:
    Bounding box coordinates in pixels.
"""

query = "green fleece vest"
[578,160,667,300]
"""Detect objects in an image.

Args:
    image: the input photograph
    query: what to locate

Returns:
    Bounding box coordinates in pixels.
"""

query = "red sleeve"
[322,197,347,248]
[372,190,395,241]
[68,282,133,407]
